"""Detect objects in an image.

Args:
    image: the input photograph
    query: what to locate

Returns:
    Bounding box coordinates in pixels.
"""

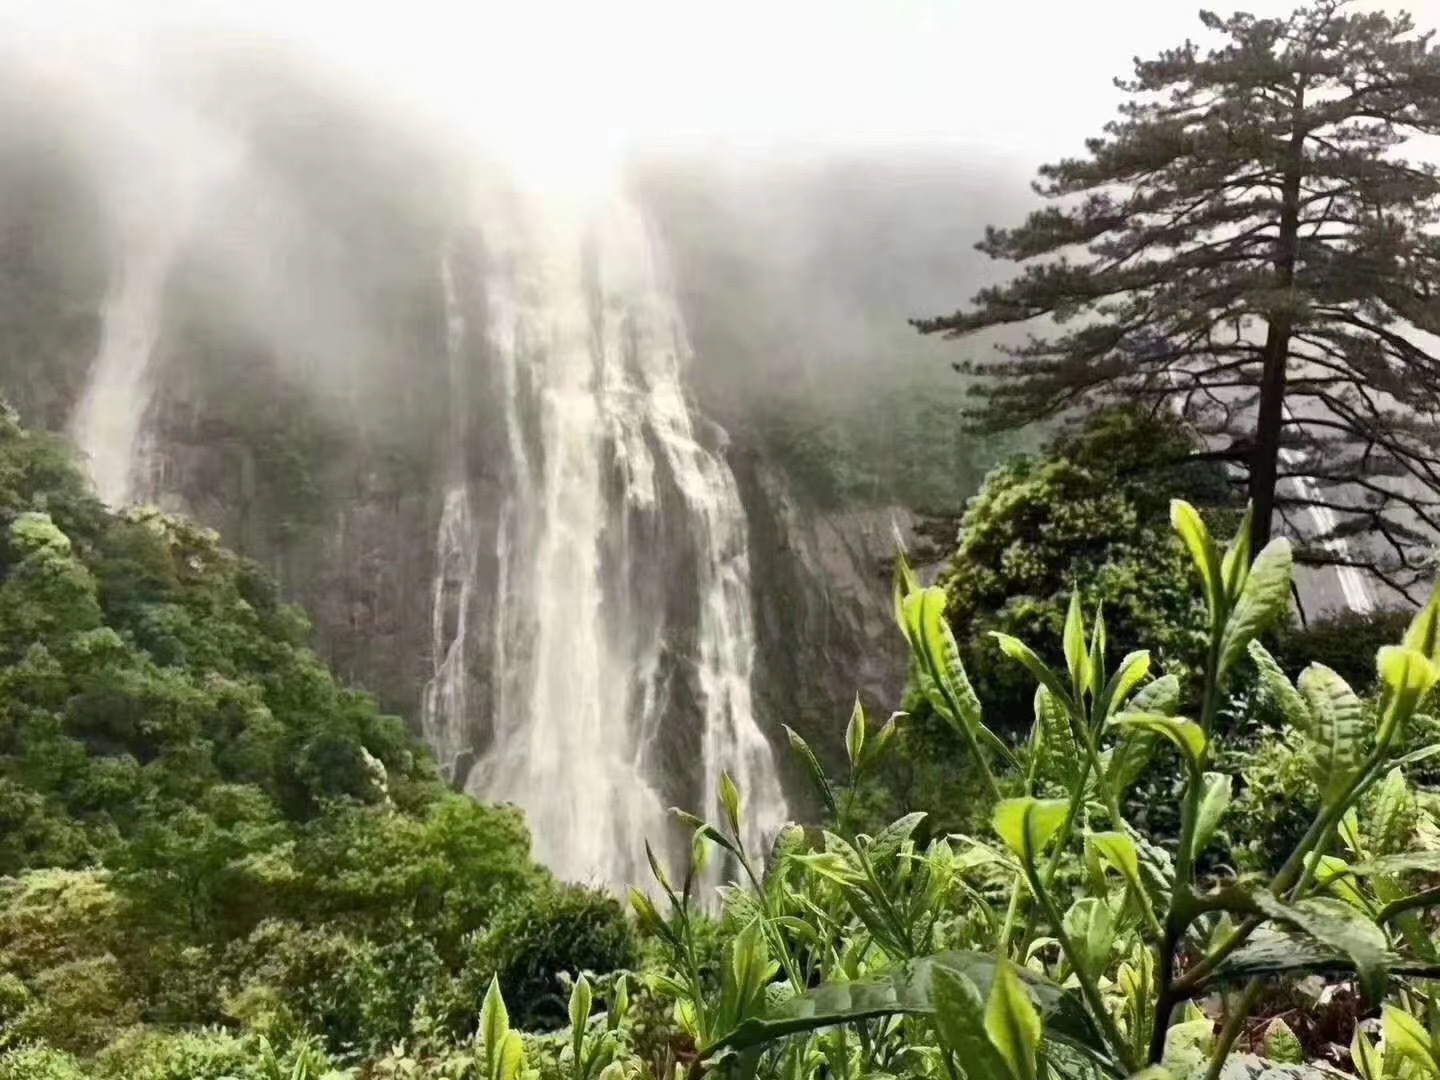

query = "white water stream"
[422,187,788,891]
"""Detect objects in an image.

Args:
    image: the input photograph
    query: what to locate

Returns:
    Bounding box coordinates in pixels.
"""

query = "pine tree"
[918,1,1440,597]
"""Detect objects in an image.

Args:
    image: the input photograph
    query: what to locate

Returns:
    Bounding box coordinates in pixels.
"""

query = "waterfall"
[68,100,239,507]
[420,253,480,776]
[448,186,789,892]
[69,236,176,505]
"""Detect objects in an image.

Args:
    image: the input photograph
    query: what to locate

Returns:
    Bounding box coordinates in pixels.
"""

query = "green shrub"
[0,1044,86,1080]
[940,407,1228,735]
[453,885,637,1033]
[0,870,139,1053]
[223,920,446,1058]
[1271,608,1414,692]
[93,1028,338,1080]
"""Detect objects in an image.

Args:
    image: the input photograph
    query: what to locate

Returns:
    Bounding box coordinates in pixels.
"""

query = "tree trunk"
[1250,326,1290,553]
[1250,80,1308,557]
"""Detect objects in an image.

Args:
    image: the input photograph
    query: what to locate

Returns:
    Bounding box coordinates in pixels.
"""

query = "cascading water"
[69,235,177,505]
[68,85,239,507]
[433,183,790,892]
[420,253,481,775]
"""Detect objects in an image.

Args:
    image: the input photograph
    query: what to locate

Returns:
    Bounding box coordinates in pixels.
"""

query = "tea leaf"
[1248,641,1309,733]
[1297,663,1365,803]
[570,973,593,1060]
[1249,893,1388,1003]
[1063,589,1090,702]
[845,696,866,769]
[1109,714,1206,772]
[985,959,1041,1080]
[1383,1005,1439,1075]
[783,725,838,819]
[1096,650,1150,722]
[481,976,510,1080]
[1192,772,1232,857]
[1351,1027,1383,1080]
[1061,897,1116,980]
[933,966,1010,1080]
[992,633,1074,712]
[1219,538,1293,676]
[1221,505,1253,603]
[1171,499,1224,623]
[993,798,1070,863]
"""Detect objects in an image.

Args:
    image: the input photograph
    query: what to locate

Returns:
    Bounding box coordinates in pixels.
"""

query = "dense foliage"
[941,408,1230,728]
[918,0,1440,592]
[631,500,1440,1080]
[0,411,634,1075]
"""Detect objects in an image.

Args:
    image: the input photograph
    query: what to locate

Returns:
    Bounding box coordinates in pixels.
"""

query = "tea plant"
[640,501,1440,1079]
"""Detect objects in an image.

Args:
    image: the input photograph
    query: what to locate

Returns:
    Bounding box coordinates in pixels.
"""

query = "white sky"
[4,0,1440,178]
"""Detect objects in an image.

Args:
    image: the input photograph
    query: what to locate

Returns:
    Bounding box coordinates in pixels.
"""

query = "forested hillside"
[0,411,632,1076]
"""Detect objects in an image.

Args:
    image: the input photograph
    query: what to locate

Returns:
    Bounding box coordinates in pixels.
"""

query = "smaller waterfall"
[419,252,481,776]
[68,101,240,507]
[70,238,176,505]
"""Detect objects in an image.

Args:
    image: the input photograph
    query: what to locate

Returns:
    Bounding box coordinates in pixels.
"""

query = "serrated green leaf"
[1368,767,1410,854]
[1061,897,1116,981]
[1309,854,1371,912]
[702,950,1106,1061]
[893,552,921,633]
[1096,650,1150,722]
[1103,728,1158,799]
[1260,1017,1303,1065]
[1221,505,1253,604]
[1192,772,1232,857]
[569,973,593,1067]
[1341,851,1440,878]
[720,772,743,836]
[1033,685,1078,786]
[1351,1027,1383,1080]
[933,967,1011,1080]
[1063,590,1089,703]
[481,976,510,1080]
[845,696,865,769]
[1172,499,1224,623]
[1088,832,1144,895]
[782,725,838,819]
[866,712,903,769]
[1392,742,1440,770]
[992,632,1074,712]
[906,586,988,745]
[1384,1005,1439,1074]
[868,812,927,863]
[993,798,1070,864]
[1219,538,1293,675]
[1162,1017,1213,1077]
[1124,674,1181,717]
[1403,586,1440,663]
[1248,893,1388,1003]
[1109,714,1206,772]
[1377,646,1439,745]
[495,1031,525,1080]
[985,959,1041,1080]
[1297,663,1365,803]
[1088,604,1107,700]
[1248,641,1309,732]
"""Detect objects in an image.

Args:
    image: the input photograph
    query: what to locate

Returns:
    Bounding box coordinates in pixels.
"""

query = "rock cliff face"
[730,447,915,758]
